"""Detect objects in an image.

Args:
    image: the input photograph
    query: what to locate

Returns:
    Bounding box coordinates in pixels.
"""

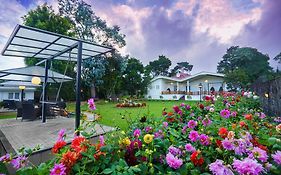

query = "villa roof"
[150,71,224,83]
[0,81,40,87]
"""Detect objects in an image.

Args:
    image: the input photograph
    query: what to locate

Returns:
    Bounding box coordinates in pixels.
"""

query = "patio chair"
[21,102,39,121]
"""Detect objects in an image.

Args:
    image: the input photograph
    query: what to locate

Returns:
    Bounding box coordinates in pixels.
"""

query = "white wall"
[147,79,164,99]
[189,76,225,93]
[0,87,35,102]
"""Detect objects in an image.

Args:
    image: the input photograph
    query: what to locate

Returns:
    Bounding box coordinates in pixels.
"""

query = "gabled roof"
[0,81,40,87]
[150,71,224,83]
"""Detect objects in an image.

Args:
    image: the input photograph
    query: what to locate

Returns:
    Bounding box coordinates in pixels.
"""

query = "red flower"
[190,151,204,166]
[245,114,253,120]
[93,143,106,160]
[167,112,174,117]
[216,140,222,148]
[218,127,228,138]
[205,96,211,101]
[71,136,88,153]
[60,151,79,169]
[199,104,204,109]
[52,140,67,154]
[239,121,246,127]
[162,111,167,115]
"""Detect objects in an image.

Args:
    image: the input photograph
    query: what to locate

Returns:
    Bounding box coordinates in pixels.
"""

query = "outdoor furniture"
[21,102,41,121]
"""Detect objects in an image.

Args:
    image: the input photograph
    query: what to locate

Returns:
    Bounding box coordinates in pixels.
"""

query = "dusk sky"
[0,0,280,73]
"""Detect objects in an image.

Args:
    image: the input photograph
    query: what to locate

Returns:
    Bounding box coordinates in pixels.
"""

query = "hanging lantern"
[31,77,41,85]
[19,85,26,90]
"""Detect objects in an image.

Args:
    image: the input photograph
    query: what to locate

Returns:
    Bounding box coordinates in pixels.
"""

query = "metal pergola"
[1,24,114,130]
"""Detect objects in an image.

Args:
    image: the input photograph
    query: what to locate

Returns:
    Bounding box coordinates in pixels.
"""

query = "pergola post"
[75,41,82,131]
[42,60,50,123]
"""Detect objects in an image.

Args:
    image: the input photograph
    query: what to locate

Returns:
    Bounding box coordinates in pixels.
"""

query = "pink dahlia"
[133,128,141,137]
[166,152,183,169]
[189,130,199,142]
[185,143,196,152]
[220,109,230,118]
[248,147,268,162]
[199,134,210,146]
[272,151,281,165]
[50,163,67,175]
[87,98,96,110]
[10,156,27,169]
[232,158,264,175]
[187,120,197,129]
[222,139,234,150]
[168,146,182,156]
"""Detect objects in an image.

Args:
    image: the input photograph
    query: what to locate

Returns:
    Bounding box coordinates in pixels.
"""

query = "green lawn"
[67,100,197,130]
[0,112,16,120]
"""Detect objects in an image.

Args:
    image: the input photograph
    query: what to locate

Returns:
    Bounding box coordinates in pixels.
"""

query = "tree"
[217,46,273,90]
[22,4,77,100]
[170,61,193,76]
[274,52,281,64]
[58,0,126,98]
[122,58,146,96]
[146,55,171,77]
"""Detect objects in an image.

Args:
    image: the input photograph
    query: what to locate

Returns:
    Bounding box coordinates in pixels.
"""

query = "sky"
[0,0,280,73]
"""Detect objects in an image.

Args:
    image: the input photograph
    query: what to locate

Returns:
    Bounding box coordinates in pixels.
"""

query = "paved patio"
[0,117,114,154]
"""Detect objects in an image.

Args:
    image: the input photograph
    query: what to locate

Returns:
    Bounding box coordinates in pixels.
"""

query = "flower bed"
[116,100,146,108]
[1,92,281,175]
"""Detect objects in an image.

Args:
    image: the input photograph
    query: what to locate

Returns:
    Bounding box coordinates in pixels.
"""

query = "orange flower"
[93,143,106,160]
[167,112,174,117]
[245,114,253,120]
[52,140,67,154]
[71,136,88,153]
[190,151,204,166]
[232,123,237,130]
[60,151,79,169]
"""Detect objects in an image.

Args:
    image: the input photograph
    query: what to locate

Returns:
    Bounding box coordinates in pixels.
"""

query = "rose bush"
[1,92,281,175]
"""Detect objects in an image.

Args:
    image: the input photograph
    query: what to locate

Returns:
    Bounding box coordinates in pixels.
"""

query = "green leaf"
[101,168,113,174]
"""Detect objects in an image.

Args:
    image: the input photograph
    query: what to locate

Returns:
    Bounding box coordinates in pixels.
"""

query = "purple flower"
[87,98,96,110]
[189,130,199,142]
[185,105,191,110]
[187,120,197,129]
[248,147,268,162]
[166,152,183,169]
[272,151,281,165]
[233,139,247,155]
[231,111,237,117]
[185,143,196,152]
[133,128,141,137]
[222,139,234,150]
[209,159,234,175]
[154,130,164,139]
[232,158,264,175]
[0,154,11,162]
[162,122,168,128]
[145,126,152,132]
[220,109,230,118]
[259,112,266,119]
[180,103,185,107]
[168,146,182,156]
[202,118,212,126]
[178,110,183,116]
[50,163,67,175]
[10,156,27,169]
[190,113,195,117]
[99,135,105,145]
[199,134,210,146]
[182,125,188,134]
[173,106,180,113]
[57,128,66,141]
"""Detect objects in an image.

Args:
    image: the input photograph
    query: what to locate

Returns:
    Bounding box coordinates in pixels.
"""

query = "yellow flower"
[143,134,154,144]
[119,137,131,146]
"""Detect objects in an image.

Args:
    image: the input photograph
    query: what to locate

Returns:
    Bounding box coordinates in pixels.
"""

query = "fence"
[251,77,281,116]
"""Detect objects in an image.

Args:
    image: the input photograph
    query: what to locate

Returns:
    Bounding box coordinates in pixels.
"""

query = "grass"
[67,100,197,130]
[0,112,16,120]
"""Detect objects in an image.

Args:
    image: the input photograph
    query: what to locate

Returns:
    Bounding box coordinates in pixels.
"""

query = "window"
[8,93,13,99]
[156,85,160,89]
[15,93,20,99]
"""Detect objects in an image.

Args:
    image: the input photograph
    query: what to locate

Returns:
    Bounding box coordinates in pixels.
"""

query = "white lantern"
[31,77,41,85]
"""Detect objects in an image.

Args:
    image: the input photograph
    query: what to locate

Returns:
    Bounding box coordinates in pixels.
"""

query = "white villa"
[146,71,227,100]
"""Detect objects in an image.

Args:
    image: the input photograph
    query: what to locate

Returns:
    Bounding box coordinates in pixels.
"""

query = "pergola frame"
[1,24,114,130]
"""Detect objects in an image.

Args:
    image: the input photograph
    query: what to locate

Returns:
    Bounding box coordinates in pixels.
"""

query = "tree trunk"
[91,82,96,98]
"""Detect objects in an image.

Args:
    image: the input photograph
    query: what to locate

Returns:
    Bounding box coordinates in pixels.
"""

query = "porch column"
[186,81,190,94]
[176,82,179,93]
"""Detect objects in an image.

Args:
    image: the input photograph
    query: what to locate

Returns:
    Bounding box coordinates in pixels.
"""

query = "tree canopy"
[217,46,273,89]
[170,61,193,76]
[146,55,171,77]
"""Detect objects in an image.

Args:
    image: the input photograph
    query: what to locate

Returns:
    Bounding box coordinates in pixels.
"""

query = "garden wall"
[251,76,281,116]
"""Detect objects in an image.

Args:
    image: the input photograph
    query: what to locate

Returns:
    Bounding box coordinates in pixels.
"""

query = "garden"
[1,92,280,175]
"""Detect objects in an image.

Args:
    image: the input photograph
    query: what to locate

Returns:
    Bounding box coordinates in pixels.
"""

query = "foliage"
[217,46,273,90]
[146,55,172,77]
[170,62,193,76]
[22,3,76,101]
[274,52,281,64]
[3,92,281,174]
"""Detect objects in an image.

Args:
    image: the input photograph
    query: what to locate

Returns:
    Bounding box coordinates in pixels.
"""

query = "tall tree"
[146,55,171,77]
[274,52,281,64]
[170,61,193,76]
[122,58,146,96]
[58,0,126,98]
[217,46,273,90]
[22,4,77,100]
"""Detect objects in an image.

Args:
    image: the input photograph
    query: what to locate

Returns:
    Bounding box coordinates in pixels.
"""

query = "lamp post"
[19,85,26,102]
[198,83,203,102]
[31,76,41,85]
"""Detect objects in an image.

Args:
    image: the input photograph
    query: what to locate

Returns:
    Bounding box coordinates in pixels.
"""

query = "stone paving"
[0,117,114,154]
